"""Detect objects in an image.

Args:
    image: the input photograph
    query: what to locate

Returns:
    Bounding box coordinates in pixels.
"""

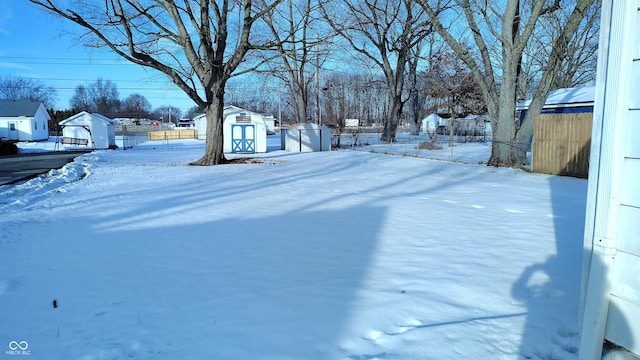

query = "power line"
[0,61,135,66]
[1,56,127,61]
[19,77,171,83]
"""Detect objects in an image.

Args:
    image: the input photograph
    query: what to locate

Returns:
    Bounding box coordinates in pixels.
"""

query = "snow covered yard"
[0,139,587,359]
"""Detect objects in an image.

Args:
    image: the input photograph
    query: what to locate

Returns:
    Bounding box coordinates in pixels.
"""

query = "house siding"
[580,0,640,358]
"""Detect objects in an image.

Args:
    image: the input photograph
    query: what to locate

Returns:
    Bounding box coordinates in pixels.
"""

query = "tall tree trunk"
[488,45,527,166]
[291,81,308,123]
[191,84,227,166]
[381,93,402,142]
[410,93,421,135]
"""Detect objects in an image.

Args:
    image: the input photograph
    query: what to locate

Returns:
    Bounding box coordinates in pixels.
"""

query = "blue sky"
[0,1,196,113]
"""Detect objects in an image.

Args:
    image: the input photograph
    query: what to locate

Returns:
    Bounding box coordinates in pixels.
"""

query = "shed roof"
[192,106,263,122]
[60,111,116,125]
[287,123,330,129]
[517,86,595,111]
[516,86,596,110]
[0,99,44,117]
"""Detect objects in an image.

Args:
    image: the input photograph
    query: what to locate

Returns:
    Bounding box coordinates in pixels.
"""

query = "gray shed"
[283,123,331,152]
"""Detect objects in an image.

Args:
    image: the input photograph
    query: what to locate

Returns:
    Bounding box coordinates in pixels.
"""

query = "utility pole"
[316,33,321,125]
[278,93,282,126]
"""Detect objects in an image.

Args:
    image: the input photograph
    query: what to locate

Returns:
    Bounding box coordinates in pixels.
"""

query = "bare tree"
[121,93,152,119]
[321,0,433,142]
[530,1,600,91]
[91,78,121,117]
[30,0,282,165]
[425,46,486,116]
[69,78,121,117]
[321,71,388,128]
[69,85,92,111]
[261,0,330,124]
[152,105,182,125]
[406,43,424,135]
[417,0,597,167]
[0,76,57,108]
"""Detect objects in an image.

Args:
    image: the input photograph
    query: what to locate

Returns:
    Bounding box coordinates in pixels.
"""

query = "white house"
[193,105,268,153]
[284,123,331,152]
[579,1,640,359]
[0,99,50,141]
[420,113,444,133]
[262,115,278,134]
[59,111,116,149]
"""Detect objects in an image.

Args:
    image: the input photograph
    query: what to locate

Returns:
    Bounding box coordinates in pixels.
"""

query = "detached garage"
[194,106,268,153]
[0,99,50,141]
[284,123,331,152]
[59,111,116,149]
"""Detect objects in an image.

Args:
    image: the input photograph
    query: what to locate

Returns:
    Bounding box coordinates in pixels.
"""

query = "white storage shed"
[193,105,267,153]
[579,1,640,359]
[59,111,116,149]
[284,123,331,152]
[420,113,444,133]
[0,100,50,142]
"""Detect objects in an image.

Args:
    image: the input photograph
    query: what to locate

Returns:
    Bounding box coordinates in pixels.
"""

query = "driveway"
[0,151,88,186]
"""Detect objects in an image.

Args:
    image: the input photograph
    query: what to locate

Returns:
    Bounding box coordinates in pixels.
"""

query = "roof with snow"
[517,86,595,111]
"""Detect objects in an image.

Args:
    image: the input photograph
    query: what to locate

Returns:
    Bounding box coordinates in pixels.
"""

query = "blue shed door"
[231,124,255,153]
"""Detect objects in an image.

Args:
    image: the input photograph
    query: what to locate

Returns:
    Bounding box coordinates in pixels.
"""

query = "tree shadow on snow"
[4,204,388,359]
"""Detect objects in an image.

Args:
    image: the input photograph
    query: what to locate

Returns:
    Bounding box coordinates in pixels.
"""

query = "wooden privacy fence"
[148,129,198,141]
[532,113,592,178]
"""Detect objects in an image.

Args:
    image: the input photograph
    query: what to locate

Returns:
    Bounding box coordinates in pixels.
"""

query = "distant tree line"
[0,75,206,129]
[68,78,185,121]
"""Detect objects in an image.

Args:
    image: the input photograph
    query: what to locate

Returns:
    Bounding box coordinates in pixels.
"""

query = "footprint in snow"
[363,330,383,342]
[547,326,580,356]
[384,319,423,336]
[505,209,526,214]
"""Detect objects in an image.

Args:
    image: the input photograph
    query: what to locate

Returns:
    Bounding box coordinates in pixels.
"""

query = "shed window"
[9,123,16,131]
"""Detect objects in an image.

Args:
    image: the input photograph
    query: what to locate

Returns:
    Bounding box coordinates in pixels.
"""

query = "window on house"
[9,123,16,131]
[35,122,38,130]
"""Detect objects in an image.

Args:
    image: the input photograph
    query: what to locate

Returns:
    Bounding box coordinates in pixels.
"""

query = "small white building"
[420,113,444,133]
[345,118,360,128]
[284,123,331,152]
[262,115,278,134]
[59,111,116,149]
[193,105,267,153]
[0,99,50,141]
